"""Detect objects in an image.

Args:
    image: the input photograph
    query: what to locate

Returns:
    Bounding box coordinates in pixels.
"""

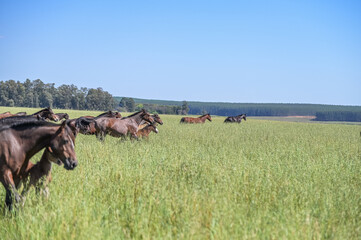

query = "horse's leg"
[35,172,52,198]
[0,169,21,210]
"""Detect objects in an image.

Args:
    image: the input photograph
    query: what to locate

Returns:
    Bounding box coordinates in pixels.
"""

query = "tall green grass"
[0,107,360,239]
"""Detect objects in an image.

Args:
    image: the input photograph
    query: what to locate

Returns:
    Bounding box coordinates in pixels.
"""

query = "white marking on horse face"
[68,136,75,149]
[155,127,159,133]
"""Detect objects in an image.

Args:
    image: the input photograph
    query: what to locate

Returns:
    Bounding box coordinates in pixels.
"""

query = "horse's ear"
[61,120,67,128]
[46,146,53,153]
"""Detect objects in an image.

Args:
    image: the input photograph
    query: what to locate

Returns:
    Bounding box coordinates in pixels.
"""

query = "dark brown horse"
[224,114,247,123]
[66,117,99,136]
[32,107,59,121]
[70,111,122,136]
[21,148,56,197]
[55,113,69,120]
[83,111,122,119]
[96,109,155,140]
[137,123,159,139]
[180,114,212,124]
[0,120,77,210]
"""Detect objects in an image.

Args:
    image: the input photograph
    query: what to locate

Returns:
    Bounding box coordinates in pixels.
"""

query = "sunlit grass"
[0,107,360,239]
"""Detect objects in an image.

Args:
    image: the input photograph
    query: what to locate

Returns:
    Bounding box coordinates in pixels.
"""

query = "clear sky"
[1,0,360,105]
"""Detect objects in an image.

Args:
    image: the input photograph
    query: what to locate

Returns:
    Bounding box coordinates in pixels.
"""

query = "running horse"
[0,120,78,210]
[137,123,159,139]
[69,111,122,136]
[224,114,247,123]
[96,109,155,141]
[180,113,212,124]
[32,107,59,121]
[55,113,69,120]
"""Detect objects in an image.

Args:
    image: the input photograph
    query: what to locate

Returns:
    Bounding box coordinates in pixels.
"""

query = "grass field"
[0,107,361,239]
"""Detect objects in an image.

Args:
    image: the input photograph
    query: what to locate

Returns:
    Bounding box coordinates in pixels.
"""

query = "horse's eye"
[63,140,69,144]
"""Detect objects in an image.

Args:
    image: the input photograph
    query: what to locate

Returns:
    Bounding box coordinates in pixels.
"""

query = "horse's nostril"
[72,161,78,168]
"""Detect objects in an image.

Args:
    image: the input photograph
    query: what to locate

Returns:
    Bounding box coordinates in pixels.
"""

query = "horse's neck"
[20,126,58,160]
[131,114,144,125]
[200,116,207,122]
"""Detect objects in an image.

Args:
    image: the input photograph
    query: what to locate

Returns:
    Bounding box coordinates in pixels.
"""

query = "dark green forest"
[115,97,361,122]
[1,79,360,122]
[0,79,116,110]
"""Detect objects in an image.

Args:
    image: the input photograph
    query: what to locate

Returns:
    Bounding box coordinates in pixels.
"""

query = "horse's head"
[75,117,97,135]
[153,114,163,125]
[141,109,155,124]
[150,124,159,134]
[49,120,78,170]
[39,107,59,122]
[62,113,70,120]
[115,112,122,118]
[242,114,247,121]
[206,114,212,122]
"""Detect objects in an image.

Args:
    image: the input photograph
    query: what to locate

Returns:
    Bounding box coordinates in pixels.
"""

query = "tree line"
[0,79,116,111]
[315,111,361,122]
[118,97,189,115]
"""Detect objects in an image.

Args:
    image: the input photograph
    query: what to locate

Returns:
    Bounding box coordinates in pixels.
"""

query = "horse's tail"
[180,117,186,123]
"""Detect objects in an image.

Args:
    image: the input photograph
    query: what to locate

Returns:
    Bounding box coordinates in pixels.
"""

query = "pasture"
[0,107,360,239]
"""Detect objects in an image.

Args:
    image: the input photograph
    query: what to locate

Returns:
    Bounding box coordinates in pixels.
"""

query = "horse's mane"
[7,120,58,131]
[199,113,210,118]
[0,115,35,123]
[32,107,52,115]
[122,110,145,119]
[96,111,112,117]
[0,119,53,132]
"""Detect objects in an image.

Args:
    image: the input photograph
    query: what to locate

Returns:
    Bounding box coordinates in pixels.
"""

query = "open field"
[0,107,361,239]
[249,116,361,125]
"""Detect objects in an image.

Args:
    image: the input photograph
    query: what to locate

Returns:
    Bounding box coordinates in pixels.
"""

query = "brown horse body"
[0,111,27,119]
[96,109,154,140]
[0,120,77,210]
[180,114,212,124]
[137,124,159,139]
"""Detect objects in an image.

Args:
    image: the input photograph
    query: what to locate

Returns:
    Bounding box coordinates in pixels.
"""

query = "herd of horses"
[0,107,245,210]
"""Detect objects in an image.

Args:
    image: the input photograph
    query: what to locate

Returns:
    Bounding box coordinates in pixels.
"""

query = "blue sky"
[1,0,360,105]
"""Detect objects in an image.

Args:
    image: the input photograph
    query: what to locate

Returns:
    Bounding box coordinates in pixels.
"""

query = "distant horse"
[0,108,58,125]
[180,114,212,124]
[0,120,77,210]
[96,109,155,141]
[32,107,59,121]
[83,111,122,119]
[0,111,27,119]
[55,113,69,120]
[224,114,247,123]
[137,123,159,139]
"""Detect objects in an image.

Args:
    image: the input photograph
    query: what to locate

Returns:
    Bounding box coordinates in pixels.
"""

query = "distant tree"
[181,100,190,115]
[86,87,115,111]
[119,97,135,112]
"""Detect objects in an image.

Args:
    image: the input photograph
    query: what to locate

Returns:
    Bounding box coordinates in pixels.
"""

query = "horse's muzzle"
[63,158,78,170]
